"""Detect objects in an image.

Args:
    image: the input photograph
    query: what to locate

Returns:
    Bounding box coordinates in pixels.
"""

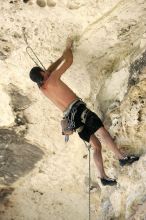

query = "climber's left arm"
[46,37,73,76]
[46,56,64,75]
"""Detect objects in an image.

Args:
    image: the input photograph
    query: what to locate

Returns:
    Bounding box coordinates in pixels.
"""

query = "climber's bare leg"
[95,127,124,159]
[89,134,108,178]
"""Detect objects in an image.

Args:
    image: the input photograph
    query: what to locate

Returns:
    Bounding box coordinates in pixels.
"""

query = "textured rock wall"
[0,0,146,219]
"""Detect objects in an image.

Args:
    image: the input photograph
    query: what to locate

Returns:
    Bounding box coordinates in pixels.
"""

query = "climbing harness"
[84,141,91,220]
[62,100,90,142]
[61,108,77,142]
[61,107,77,142]
[62,99,85,142]
[22,27,46,71]
[63,98,82,116]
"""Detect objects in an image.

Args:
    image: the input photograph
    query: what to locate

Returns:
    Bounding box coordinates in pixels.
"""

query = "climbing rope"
[22,27,46,71]
[84,141,91,220]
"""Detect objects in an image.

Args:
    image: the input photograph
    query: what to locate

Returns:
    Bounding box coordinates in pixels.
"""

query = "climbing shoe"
[100,177,117,186]
[119,155,139,166]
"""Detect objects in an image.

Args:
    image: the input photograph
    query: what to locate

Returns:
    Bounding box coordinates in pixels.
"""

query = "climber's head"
[29,66,45,87]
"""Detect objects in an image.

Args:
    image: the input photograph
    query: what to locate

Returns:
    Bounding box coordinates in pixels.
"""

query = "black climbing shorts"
[78,109,104,142]
[66,100,104,142]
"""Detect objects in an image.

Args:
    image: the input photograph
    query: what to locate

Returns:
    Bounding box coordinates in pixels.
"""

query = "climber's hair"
[29,66,44,87]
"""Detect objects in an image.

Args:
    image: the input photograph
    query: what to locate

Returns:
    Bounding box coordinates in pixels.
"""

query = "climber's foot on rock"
[100,177,117,186]
[119,155,139,166]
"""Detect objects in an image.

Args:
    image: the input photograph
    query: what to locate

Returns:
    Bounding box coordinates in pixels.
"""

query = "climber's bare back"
[40,75,77,111]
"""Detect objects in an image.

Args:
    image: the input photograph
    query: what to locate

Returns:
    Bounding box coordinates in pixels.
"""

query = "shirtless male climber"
[29,38,139,186]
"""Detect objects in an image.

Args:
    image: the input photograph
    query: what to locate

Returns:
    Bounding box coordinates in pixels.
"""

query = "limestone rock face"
[0,0,146,220]
[36,0,46,7]
[47,0,56,7]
